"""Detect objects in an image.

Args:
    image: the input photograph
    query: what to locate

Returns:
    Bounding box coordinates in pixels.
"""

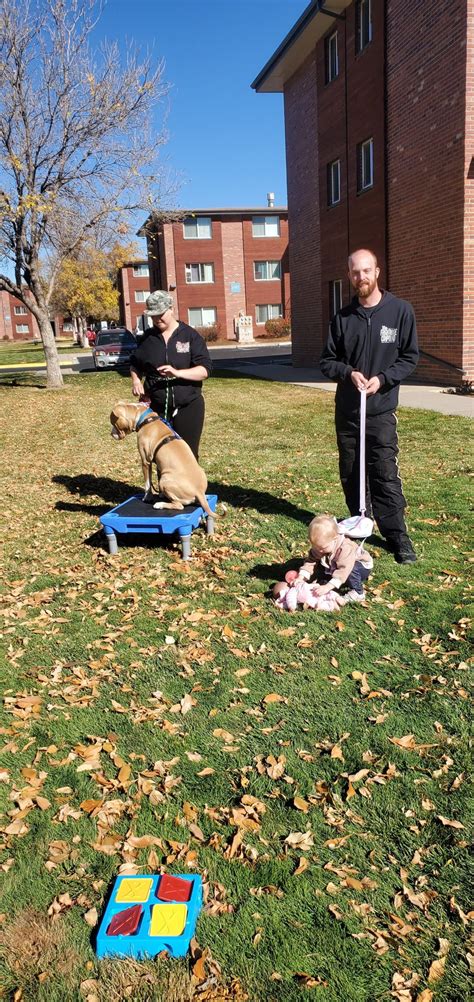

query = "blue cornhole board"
[95,873,203,960]
[99,493,217,560]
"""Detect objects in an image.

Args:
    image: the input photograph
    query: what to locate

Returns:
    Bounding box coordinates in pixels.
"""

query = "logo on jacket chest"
[176,340,190,353]
[380,325,398,343]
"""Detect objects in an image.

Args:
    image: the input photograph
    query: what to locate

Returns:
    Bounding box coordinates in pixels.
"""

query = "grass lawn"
[0,371,472,1002]
[0,340,89,366]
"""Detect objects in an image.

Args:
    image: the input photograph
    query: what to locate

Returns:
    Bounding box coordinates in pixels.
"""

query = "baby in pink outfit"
[273,514,373,611]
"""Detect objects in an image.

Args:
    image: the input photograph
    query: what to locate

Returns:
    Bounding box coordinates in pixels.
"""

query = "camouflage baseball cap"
[145,290,173,316]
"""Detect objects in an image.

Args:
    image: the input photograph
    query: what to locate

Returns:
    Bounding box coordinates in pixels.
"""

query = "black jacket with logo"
[320,291,419,417]
[129,322,212,411]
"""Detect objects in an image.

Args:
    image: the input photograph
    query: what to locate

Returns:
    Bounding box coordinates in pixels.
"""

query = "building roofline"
[138,206,288,236]
[251,0,351,93]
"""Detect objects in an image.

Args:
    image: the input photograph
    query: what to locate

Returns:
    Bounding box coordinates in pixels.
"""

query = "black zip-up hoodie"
[320,291,419,417]
[129,321,212,411]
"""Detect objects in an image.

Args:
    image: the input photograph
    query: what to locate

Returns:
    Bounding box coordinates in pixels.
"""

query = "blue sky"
[96,0,306,211]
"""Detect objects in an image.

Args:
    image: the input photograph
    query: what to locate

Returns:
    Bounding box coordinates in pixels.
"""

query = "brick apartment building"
[0,290,40,340]
[118,260,151,332]
[253,0,474,384]
[142,206,290,338]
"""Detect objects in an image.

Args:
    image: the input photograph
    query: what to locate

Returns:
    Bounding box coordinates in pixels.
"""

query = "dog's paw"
[153,501,166,509]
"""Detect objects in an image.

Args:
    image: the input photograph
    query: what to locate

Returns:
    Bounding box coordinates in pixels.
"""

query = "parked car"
[92,328,136,369]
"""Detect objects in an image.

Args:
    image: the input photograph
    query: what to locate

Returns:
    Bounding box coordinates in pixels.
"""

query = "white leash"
[359,387,366,517]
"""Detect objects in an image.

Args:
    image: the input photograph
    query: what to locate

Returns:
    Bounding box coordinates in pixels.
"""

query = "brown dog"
[110,401,214,516]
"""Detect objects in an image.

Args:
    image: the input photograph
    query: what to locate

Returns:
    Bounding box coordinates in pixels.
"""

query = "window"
[16,324,29,333]
[132,264,149,277]
[254,260,281,281]
[327,159,341,206]
[256,304,282,324]
[357,138,374,191]
[325,31,339,82]
[356,0,372,53]
[134,290,148,303]
[330,280,343,318]
[185,262,214,284]
[62,322,74,332]
[183,216,212,239]
[252,215,280,237]
[14,305,27,315]
[188,307,217,327]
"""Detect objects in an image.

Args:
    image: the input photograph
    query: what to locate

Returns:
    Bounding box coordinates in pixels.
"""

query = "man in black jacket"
[320,248,419,564]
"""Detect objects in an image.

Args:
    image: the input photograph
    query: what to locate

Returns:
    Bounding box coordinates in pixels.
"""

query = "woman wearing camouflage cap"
[129,291,212,459]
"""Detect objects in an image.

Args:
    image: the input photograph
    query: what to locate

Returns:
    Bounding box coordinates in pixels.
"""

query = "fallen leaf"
[436,815,464,829]
[84,907,98,928]
[428,956,446,982]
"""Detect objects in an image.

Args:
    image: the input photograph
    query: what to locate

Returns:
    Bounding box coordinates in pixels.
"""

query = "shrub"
[197,323,221,343]
[259,317,291,339]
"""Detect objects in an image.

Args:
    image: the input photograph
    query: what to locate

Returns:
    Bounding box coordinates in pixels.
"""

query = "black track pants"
[335,409,408,540]
[149,394,205,460]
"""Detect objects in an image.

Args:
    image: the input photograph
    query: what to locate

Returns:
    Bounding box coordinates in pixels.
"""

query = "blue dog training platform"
[99,493,217,560]
[95,873,203,960]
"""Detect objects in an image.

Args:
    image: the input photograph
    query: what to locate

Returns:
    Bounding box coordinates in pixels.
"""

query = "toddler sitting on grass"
[273,514,373,611]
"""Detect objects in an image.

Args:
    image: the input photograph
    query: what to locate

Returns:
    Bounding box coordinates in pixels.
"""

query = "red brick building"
[253,0,473,384]
[0,290,40,340]
[143,206,290,338]
[118,260,151,332]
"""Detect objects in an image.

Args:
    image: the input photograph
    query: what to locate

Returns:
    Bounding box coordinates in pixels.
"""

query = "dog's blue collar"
[135,407,156,431]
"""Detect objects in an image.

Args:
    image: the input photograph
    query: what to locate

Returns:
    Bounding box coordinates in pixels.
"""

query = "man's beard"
[353,278,377,299]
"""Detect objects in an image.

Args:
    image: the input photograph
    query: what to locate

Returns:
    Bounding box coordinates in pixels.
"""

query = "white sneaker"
[343,589,366,604]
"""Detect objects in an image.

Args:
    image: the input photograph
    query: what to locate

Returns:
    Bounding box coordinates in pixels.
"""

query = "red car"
[92,328,136,369]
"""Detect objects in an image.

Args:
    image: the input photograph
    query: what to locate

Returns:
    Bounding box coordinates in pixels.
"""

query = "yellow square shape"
[115,878,153,903]
[150,903,187,938]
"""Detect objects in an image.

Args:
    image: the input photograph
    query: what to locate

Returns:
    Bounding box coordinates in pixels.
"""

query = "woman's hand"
[157,364,178,378]
[131,377,144,397]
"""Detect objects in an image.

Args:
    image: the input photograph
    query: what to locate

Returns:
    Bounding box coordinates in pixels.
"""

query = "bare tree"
[0,0,170,387]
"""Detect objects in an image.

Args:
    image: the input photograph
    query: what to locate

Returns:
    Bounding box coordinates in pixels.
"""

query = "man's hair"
[348,248,378,268]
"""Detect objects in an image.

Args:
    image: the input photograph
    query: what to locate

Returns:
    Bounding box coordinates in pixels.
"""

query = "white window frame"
[185,262,215,284]
[252,215,280,238]
[14,305,27,315]
[183,216,212,239]
[134,290,148,303]
[253,260,281,281]
[330,280,343,318]
[16,324,29,333]
[132,264,149,277]
[62,322,74,332]
[255,304,282,325]
[328,159,341,206]
[356,0,372,53]
[188,307,217,327]
[358,137,374,191]
[326,31,339,82]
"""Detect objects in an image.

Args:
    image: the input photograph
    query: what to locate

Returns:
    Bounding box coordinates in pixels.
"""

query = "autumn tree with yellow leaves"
[0,0,170,387]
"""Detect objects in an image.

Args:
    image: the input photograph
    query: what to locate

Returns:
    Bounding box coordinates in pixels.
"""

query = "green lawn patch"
[0,340,88,366]
[0,372,472,1001]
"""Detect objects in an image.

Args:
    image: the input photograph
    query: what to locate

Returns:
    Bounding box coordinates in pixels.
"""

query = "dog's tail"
[196,492,218,518]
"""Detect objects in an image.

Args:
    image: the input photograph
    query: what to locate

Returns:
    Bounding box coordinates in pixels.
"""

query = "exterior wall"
[118,262,150,331]
[149,213,290,338]
[463,0,474,380]
[284,52,322,365]
[387,0,468,384]
[0,291,39,340]
[278,0,471,383]
[242,217,289,336]
[221,219,247,332]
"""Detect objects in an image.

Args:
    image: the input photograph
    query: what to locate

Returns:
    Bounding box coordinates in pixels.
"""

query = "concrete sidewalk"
[219,358,474,418]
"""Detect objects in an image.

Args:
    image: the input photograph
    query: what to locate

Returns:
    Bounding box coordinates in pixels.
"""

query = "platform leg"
[180,533,192,561]
[104,528,118,555]
[206,515,215,536]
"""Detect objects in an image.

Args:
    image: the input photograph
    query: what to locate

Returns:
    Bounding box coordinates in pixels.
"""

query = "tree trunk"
[37,308,64,388]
